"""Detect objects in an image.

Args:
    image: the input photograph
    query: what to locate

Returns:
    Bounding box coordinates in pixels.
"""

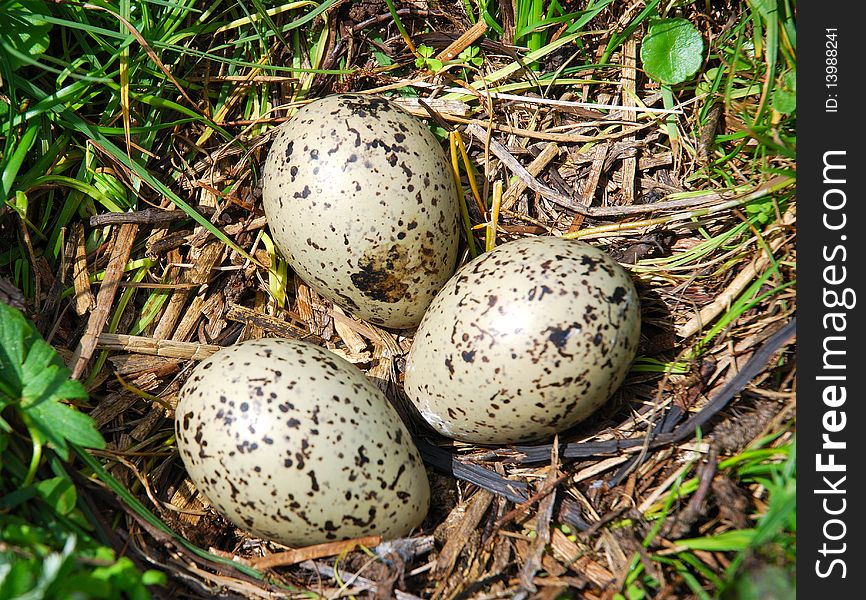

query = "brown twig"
[89,207,216,227]
[71,223,138,379]
[248,536,381,570]
[567,142,609,232]
[492,470,572,531]
[619,38,638,205]
[152,240,224,340]
[466,122,794,217]
[518,439,560,593]
[664,446,719,538]
[501,142,560,211]
[72,222,96,316]
[96,332,220,360]
[225,302,326,344]
[432,489,494,581]
[435,20,489,62]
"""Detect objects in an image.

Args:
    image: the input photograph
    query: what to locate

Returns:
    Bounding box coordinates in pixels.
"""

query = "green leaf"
[1,123,40,202]
[21,339,87,406]
[0,556,38,597]
[34,477,77,516]
[458,45,483,67]
[0,0,53,72]
[24,397,105,460]
[140,570,168,587]
[425,58,444,72]
[414,44,445,72]
[746,0,777,22]
[0,486,38,511]
[0,304,104,461]
[640,18,704,84]
[0,303,35,402]
[722,564,796,600]
[772,70,796,114]
[675,529,757,552]
[626,583,647,600]
[370,36,393,67]
[0,518,163,598]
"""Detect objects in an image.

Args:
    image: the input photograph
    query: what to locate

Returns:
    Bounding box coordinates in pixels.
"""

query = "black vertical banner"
[798,5,864,597]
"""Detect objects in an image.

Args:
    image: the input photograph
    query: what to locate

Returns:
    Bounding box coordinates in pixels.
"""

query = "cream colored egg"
[403,237,641,445]
[175,338,430,546]
[261,94,460,329]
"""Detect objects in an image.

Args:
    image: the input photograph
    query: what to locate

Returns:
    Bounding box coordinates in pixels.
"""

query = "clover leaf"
[414,44,444,72]
[458,45,484,67]
[640,18,704,85]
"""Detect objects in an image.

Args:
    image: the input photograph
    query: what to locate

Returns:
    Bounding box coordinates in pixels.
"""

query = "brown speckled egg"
[175,338,430,546]
[403,236,641,445]
[261,94,461,329]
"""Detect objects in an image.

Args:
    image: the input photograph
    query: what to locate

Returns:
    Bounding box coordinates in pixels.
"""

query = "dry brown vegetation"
[2,1,797,598]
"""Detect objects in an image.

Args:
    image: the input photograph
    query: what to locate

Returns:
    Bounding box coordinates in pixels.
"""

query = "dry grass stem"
[96,333,220,360]
[71,223,138,378]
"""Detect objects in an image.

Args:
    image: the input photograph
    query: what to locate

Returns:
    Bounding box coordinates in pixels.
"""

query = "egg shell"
[175,338,430,546]
[261,94,461,329]
[403,236,641,445]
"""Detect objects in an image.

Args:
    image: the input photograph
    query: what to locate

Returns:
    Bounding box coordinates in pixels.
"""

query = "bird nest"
[4,1,796,598]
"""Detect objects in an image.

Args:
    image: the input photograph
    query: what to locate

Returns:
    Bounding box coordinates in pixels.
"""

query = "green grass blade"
[1,123,40,200]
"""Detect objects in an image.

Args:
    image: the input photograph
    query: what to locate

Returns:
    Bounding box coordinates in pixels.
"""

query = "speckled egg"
[403,236,641,445]
[261,94,461,329]
[175,338,430,546]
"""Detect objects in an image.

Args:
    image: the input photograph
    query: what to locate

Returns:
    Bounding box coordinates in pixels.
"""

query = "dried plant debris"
[2,1,796,598]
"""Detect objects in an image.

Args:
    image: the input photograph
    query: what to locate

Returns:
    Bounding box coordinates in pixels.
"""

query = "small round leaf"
[772,70,797,114]
[640,18,704,85]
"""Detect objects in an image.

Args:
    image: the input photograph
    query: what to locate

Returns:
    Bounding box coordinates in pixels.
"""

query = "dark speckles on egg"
[404,236,641,445]
[261,94,460,329]
[174,338,430,547]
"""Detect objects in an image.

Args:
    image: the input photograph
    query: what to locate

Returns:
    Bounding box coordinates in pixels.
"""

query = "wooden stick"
[435,20,488,62]
[225,302,325,343]
[89,207,215,227]
[96,332,220,360]
[152,240,224,340]
[567,142,609,233]
[71,223,138,378]
[432,489,494,580]
[392,97,471,118]
[248,536,381,570]
[619,38,639,205]
[171,295,206,343]
[72,223,96,316]
[519,439,559,592]
[0,277,25,310]
[501,142,560,212]
[331,306,368,354]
